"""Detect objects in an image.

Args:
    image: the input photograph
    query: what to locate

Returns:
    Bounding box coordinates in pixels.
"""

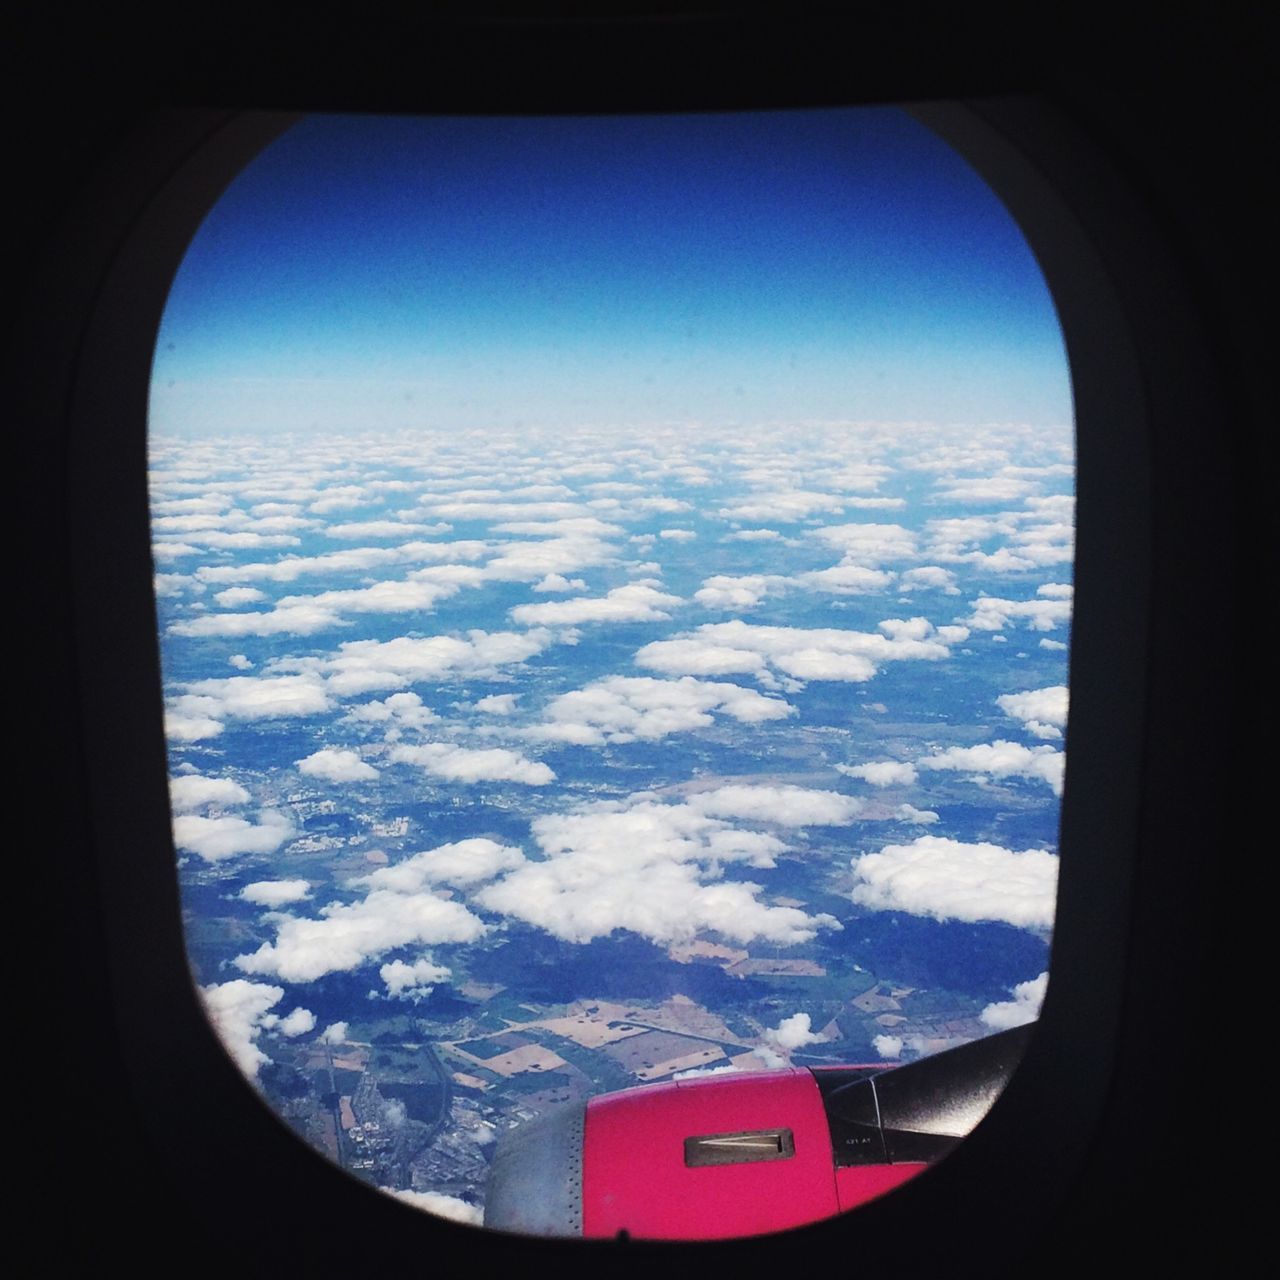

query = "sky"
[148,107,1071,436]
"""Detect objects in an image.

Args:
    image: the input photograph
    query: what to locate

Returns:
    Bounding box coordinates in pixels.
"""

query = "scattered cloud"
[198,979,284,1077]
[836,761,918,786]
[241,879,312,907]
[169,774,251,812]
[980,972,1048,1030]
[996,686,1069,740]
[919,740,1065,794]
[172,810,294,862]
[297,747,380,783]
[389,742,554,786]
[851,836,1058,929]
[510,581,681,627]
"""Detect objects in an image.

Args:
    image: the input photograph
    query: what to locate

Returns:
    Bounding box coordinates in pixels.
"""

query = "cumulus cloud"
[228,653,254,670]
[198,979,284,1077]
[510,581,681,627]
[342,691,439,733]
[965,589,1072,633]
[474,790,843,947]
[899,566,960,594]
[996,686,1069,740]
[278,1007,317,1037]
[836,761,918,786]
[474,693,518,715]
[764,1012,824,1054]
[637,618,956,686]
[717,490,845,522]
[873,1034,904,1059]
[213,587,268,607]
[379,956,452,1001]
[532,573,587,593]
[172,811,294,862]
[357,839,527,891]
[169,775,251,812]
[918,740,1065,795]
[388,1189,482,1226]
[180,674,332,721]
[236,887,486,984]
[318,629,552,697]
[241,880,312,907]
[297,747,380,783]
[851,836,1058,930]
[320,1021,349,1044]
[980,972,1048,1030]
[389,742,554,786]
[810,522,916,564]
[688,784,860,827]
[531,676,794,745]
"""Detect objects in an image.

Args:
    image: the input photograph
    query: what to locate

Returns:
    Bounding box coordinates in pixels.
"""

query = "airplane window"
[148,106,1073,1237]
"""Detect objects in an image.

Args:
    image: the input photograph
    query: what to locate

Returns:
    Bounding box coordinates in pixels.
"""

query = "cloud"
[278,1007,317,1037]
[180,674,332,721]
[899,566,960,595]
[213,587,268,607]
[236,887,486,984]
[297,748,380,783]
[918,740,1065,795]
[343,691,440,733]
[980,972,1048,1030]
[389,742,554,786]
[319,1021,349,1044]
[241,879,312,907]
[318,629,552,697]
[693,574,783,610]
[764,1012,824,1054]
[169,775,251,812]
[473,791,843,947]
[388,1189,482,1226]
[164,710,225,741]
[836,761,918,786]
[379,956,452,1001]
[474,693,518,715]
[198,979,284,1078]
[810,522,917,563]
[717,491,846,522]
[873,1034,903,1059]
[996,686,1069,740]
[532,574,587,593]
[723,528,782,542]
[172,811,294,862]
[510,582,681,627]
[688,784,860,826]
[636,618,956,686]
[965,588,1073,633]
[851,835,1058,929]
[895,804,939,825]
[228,653,254,670]
[531,675,794,745]
[357,839,527,891]
[1039,638,1068,651]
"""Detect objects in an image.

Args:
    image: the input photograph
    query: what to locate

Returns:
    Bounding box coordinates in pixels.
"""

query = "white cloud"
[474,693,518,715]
[164,710,224,742]
[357,839,527,891]
[510,582,681,627]
[198,979,284,1078]
[851,836,1058,930]
[319,629,552,697]
[379,956,452,1001]
[980,972,1048,1030]
[724,528,781,542]
[895,804,939,825]
[637,618,956,686]
[297,748,380,783]
[693,574,782,610]
[717,491,845,522]
[181,674,332,720]
[836,761,918,786]
[688,784,860,827]
[169,775,251,812]
[919,740,1065,795]
[965,590,1072,633]
[241,879,312,907]
[658,528,696,541]
[1039,638,1068,651]
[873,1034,903,1059]
[764,1012,824,1054]
[228,653,254,670]
[213,587,268,607]
[996,686,1069,740]
[278,1007,317,1037]
[236,888,486,984]
[810,522,916,563]
[319,1021,349,1044]
[531,675,794,745]
[389,742,554,786]
[388,1189,482,1226]
[342,691,439,732]
[474,791,843,948]
[899,566,960,595]
[172,811,294,862]
[532,573,587,593]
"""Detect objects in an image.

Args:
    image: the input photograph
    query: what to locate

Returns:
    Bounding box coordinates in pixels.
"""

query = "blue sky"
[150,107,1071,435]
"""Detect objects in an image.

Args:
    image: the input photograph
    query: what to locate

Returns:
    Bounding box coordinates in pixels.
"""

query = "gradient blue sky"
[149,107,1071,436]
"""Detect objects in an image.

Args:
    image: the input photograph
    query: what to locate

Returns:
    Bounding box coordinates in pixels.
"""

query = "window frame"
[38,24,1238,1268]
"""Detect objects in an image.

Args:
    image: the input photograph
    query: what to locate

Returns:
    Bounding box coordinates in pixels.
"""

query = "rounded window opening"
[149,106,1073,1238]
